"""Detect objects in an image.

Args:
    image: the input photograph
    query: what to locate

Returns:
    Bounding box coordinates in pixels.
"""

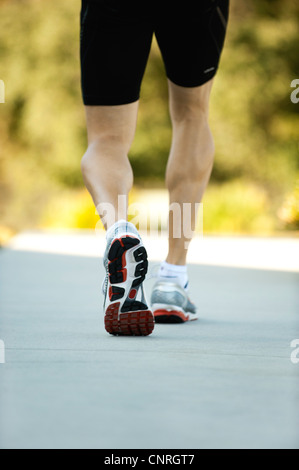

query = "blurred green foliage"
[0,0,298,235]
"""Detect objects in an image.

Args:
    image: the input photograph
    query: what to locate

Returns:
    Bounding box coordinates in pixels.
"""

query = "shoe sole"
[153,309,189,323]
[104,236,155,336]
[153,305,199,324]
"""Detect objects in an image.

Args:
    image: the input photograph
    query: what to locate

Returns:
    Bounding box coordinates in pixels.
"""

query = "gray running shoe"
[151,279,198,323]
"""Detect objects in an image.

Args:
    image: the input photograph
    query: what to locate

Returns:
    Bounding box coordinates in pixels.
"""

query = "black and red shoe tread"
[108,237,148,288]
[105,236,154,336]
[108,236,140,285]
[109,286,125,302]
[105,302,155,336]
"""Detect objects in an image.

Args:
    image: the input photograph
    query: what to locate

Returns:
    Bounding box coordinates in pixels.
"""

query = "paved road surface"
[0,233,298,449]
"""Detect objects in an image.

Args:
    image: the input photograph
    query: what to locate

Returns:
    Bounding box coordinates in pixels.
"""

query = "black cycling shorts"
[80,0,229,106]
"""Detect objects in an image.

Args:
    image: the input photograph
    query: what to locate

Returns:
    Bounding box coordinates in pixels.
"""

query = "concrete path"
[0,232,298,449]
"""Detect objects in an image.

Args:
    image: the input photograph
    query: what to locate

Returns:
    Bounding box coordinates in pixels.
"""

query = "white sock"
[106,219,139,241]
[158,261,189,290]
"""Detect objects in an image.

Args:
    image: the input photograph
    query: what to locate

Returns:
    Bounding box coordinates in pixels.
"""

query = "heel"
[105,302,155,336]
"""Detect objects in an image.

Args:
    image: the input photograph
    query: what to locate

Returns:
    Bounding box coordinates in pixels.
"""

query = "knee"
[81,138,133,187]
[80,141,103,180]
[171,104,208,125]
[81,135,126,173]
[169,80,212,124]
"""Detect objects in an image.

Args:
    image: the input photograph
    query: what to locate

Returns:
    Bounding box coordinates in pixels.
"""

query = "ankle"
[158,261,189,290]
[166,254,187,265]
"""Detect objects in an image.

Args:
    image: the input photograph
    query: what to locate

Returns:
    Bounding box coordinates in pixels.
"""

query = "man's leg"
[166,79,215,266]
[81,102,154,336]
[81,102,139,229]
[151,79,214,323]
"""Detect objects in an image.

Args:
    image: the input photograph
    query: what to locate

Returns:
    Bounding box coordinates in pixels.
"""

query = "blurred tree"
[0,0,298,232]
